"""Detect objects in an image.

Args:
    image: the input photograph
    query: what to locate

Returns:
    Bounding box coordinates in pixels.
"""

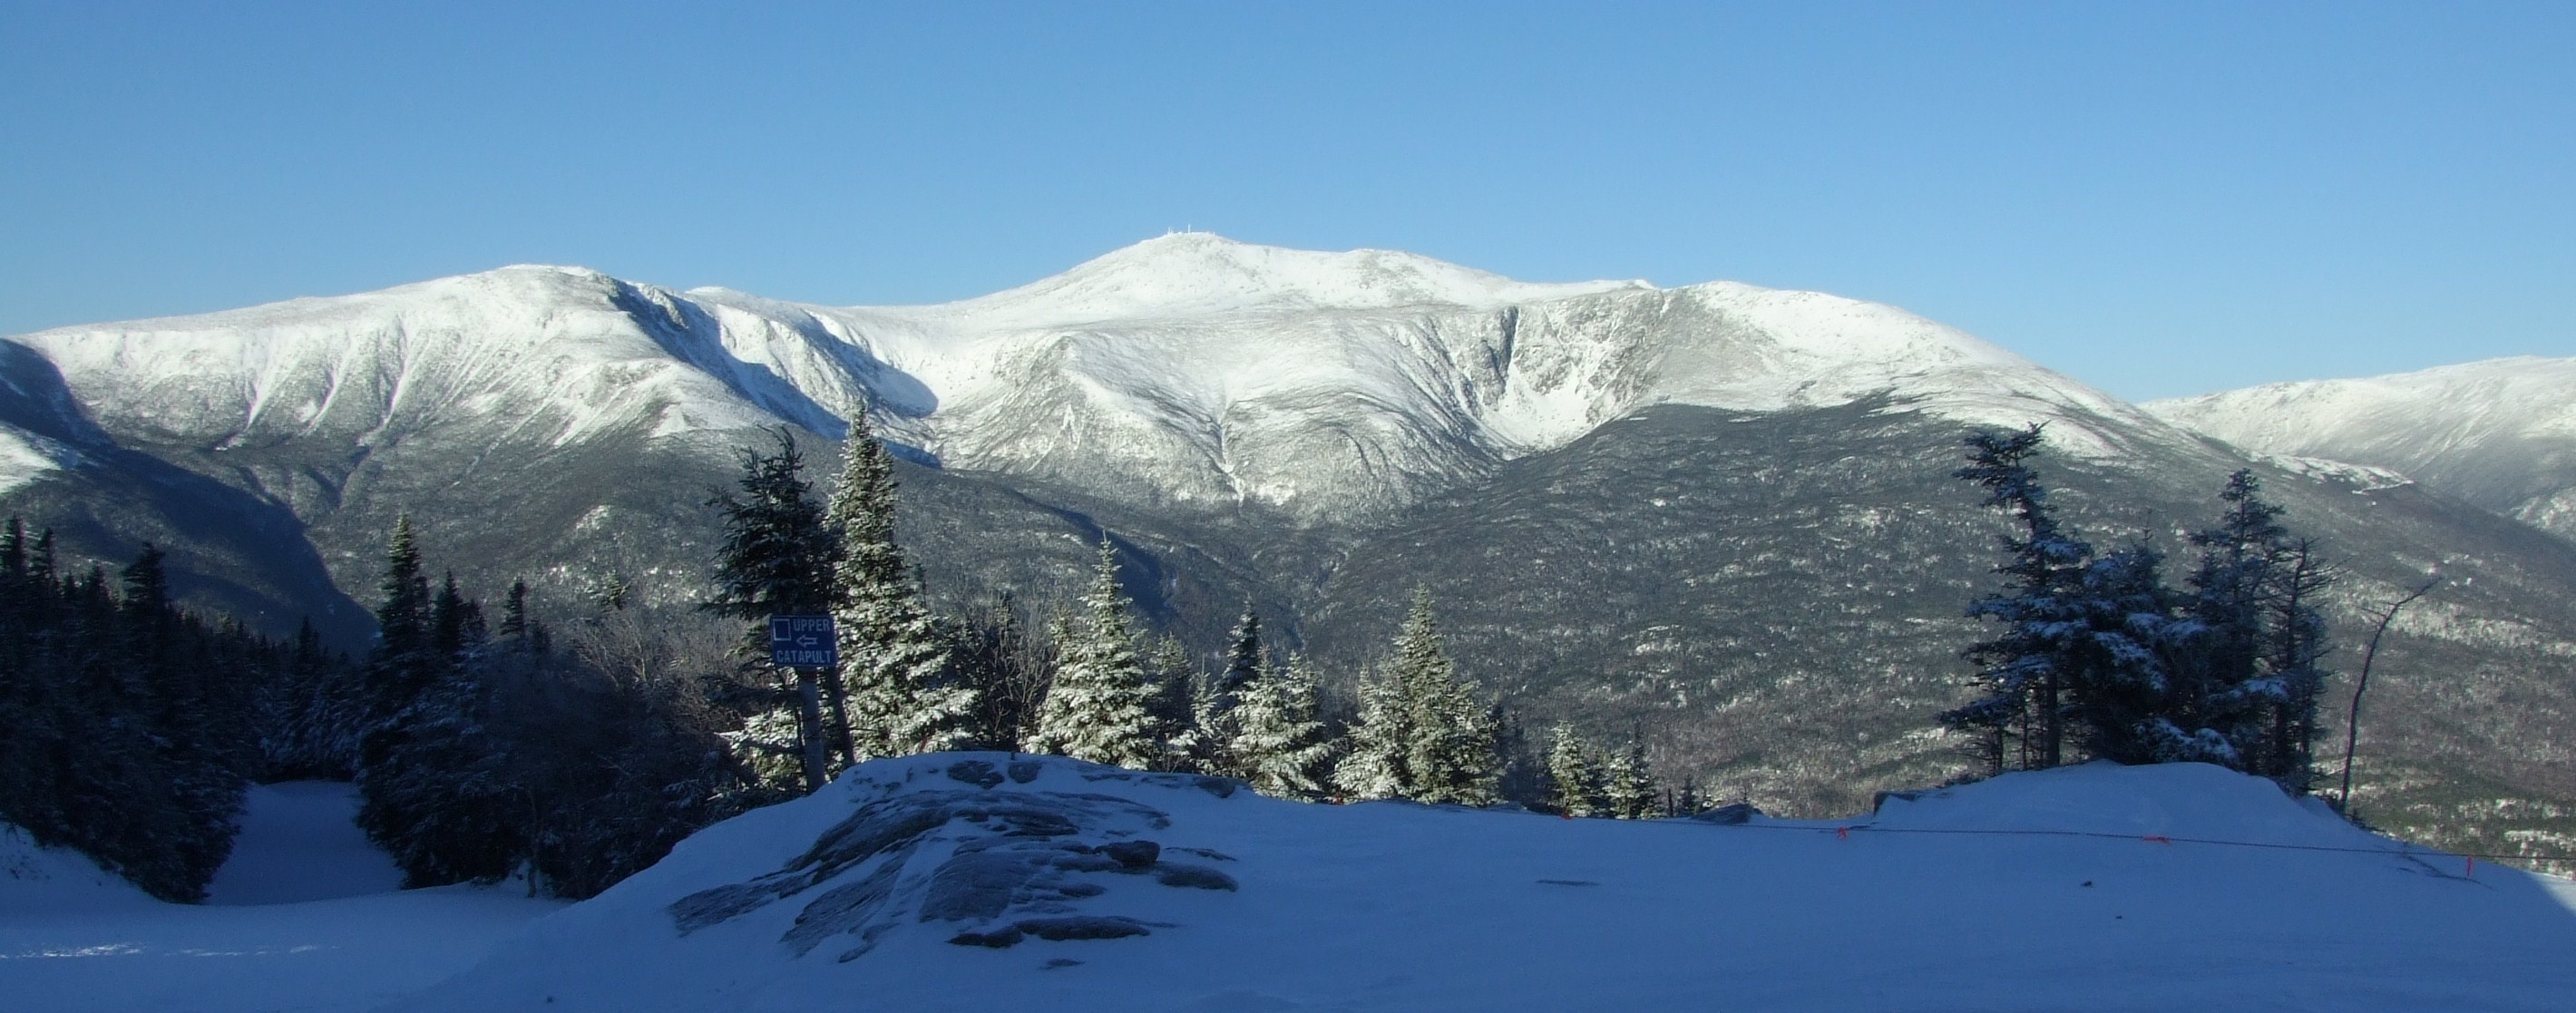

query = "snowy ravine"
[396,756,2574,1012]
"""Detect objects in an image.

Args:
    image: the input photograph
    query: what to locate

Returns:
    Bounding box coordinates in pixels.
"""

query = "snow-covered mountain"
[11,232,2165,521]
[7,237,2576,867]
[2149,356,2576,541]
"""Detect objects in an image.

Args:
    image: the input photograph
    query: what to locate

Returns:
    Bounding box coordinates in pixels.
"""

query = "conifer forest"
[1,413,2376,901]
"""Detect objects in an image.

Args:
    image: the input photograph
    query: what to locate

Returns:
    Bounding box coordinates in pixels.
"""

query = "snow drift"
[393,755,2576,1013]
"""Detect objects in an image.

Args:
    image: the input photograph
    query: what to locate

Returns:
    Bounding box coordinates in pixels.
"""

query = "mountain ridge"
[2148,355,2576,541]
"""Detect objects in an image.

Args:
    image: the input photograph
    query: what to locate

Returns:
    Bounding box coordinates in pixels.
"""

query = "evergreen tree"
[702,428,842,794]
[1029,541,1164,769]
[2257,539,2337,790]
[0,519,356,901]
[1226,654,1336,798]
[2064,545,2198,766]
[1604,738,1658,819]
[1945,425,2093,773]
[825,408,976,761]
[1217,607,1264,703]
[1332,652,1415,801]
[1546,725,1605,817]
[500,580,530,642]
[363,516,436,729]
[2184,472,2336,787]
[1336,591,1498,804]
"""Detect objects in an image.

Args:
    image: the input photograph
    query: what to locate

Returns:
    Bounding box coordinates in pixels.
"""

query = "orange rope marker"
[2142,835,2172,845]
[1836,826,1851,840]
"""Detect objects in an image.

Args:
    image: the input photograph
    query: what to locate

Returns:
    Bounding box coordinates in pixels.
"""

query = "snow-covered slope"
[11,233,2175,521]
[202,783,405,906]
[385,754,2576,1013]
[2149,356,2576,540]
[1,782,560,1013]
[2,823,156,915]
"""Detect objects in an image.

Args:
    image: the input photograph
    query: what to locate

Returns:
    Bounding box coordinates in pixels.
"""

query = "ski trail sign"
[768,615,837,668]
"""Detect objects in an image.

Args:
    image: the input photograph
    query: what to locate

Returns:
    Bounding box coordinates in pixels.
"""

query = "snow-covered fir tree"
[1144,635,1210,772]
[702,428,842,794]
[357,536,523,888]
[1336,590,1498,804]
[1226,654,1337,798]
[1029,541,1165,770]
[1546,725,1604,816]
[1332,661,1411,800]
[1176,608,1267,776]
[2185,471,2336,788]
[826,408,978,761]
[1944,425,2092,772]
[1604,738,1658,819]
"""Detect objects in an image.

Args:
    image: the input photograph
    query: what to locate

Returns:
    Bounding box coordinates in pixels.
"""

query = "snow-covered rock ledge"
[393,755,2576,1013]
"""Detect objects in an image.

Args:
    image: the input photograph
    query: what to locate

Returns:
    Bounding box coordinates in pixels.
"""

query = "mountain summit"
[907,230,1652,323]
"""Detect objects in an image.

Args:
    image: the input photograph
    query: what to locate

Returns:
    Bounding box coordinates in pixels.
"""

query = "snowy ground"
[0,782,562,1013]
[413,756,2576,1013]
[8,763,2576,1012]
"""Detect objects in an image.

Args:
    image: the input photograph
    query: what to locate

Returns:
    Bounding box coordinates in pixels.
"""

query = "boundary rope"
[1705,821,2576,866]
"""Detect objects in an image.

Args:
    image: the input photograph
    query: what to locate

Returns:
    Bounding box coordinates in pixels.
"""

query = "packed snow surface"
[379,755,2576,1013]
[203,783,405,906]
[1,783,561,1013]
[7,757,2573,1010]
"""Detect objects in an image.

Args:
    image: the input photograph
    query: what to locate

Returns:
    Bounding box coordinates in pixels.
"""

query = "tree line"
[1942,424,2338,792]
[698,414,1667,813]
[24,416,2324,906]
[0,521,357,901]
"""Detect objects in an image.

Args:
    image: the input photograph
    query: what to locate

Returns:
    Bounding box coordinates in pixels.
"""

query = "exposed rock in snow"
[2257,453,2415,492]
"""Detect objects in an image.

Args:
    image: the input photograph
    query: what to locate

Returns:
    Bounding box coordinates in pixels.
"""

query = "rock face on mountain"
[5,235,2573,864]
[2149,356,2576,543]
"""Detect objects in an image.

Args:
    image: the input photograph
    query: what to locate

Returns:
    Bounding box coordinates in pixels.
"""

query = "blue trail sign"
[768,614,837,668]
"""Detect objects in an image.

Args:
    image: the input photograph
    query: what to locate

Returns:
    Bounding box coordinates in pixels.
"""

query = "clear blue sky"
[4,1,2569,401]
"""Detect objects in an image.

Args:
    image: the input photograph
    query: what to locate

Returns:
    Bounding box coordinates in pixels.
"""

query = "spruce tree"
[1332,656,1415,800]
[825,408,976,761]
[1546,725,1604,817]
[1226,654,1337,798]
[1945,426,2093,772]
[2258,539,2337,790]
[364,516,436,729]
[2184,472,2336,787]
[1604,738,1658,819]
[1029,541,1164,769]
[703,428,842,794]
[1337,590,1498,805]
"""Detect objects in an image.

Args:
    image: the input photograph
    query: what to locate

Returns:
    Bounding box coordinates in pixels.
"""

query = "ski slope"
[1,783,561,1013]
